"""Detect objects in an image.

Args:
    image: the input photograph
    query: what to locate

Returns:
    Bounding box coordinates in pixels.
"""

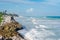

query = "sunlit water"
[15,16,60,40]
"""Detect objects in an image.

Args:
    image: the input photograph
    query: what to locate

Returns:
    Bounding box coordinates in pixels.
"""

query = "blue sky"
[0,0,60,16]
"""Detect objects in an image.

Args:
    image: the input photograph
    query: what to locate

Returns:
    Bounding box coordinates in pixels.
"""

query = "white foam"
[17,16,59,40]
[39,25,48,29]
[25,28,56,40]
[58,39,60,40]
[35,26,39,29]
[25,29,38,40]
[19,16,24,18]
[45,38,56,40]
[31,18,37,24]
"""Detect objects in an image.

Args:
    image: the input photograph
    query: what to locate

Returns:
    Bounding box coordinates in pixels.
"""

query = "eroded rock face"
[2,22,22,31]
[0,11,26,40]
[0,18,24,40]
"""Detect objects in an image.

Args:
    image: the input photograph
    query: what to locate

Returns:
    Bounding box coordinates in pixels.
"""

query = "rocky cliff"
[0,14,25,40]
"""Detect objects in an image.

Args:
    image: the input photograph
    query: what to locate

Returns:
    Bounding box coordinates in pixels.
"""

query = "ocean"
[15,16,60,40]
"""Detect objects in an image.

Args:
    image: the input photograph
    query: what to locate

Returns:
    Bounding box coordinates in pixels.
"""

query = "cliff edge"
[0,11,25,40]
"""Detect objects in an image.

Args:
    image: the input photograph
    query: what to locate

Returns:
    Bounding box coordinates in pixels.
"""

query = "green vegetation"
[0,12,3,23]
[0,11,18,23]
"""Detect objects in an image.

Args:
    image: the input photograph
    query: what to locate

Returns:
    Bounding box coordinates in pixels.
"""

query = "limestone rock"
[0,15,25,40]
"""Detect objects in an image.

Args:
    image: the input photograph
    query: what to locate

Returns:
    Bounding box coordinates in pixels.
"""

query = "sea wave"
[16,16,60,40]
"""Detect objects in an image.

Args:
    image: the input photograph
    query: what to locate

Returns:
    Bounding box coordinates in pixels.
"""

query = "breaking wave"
[15,16,60,40]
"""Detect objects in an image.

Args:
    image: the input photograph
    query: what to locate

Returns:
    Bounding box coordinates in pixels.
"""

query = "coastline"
[0,12,26,40]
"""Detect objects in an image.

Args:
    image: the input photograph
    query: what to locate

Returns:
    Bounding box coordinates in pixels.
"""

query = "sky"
[0,0,60,16]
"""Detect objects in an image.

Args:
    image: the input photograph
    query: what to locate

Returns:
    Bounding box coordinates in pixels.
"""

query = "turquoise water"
[15,16,60,40]
[26,16,60,19]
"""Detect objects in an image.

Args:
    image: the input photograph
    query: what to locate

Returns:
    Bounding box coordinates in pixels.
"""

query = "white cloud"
[26,8,34,13]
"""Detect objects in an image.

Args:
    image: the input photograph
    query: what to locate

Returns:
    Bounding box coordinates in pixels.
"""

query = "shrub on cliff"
[0,12,3,23]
